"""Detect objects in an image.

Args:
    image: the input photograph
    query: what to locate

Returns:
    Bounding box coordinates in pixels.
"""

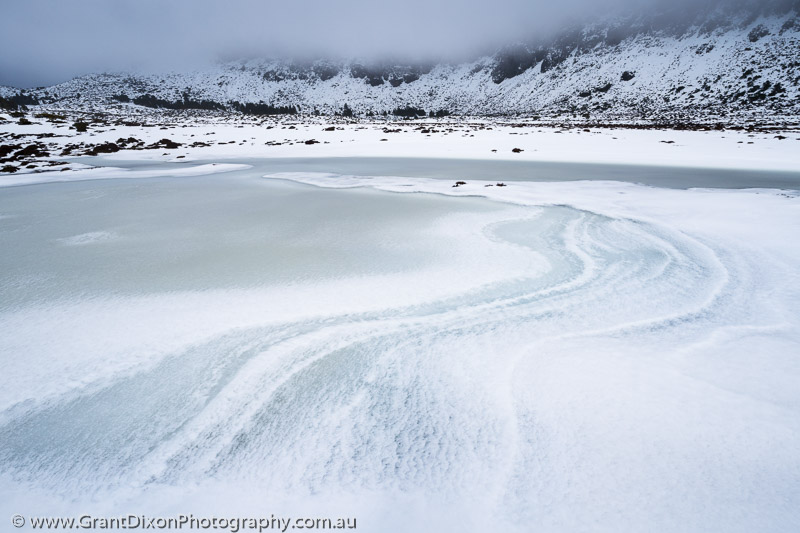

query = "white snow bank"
[4,118,798,173]
[0,163,251,187]
[101,123,800,172]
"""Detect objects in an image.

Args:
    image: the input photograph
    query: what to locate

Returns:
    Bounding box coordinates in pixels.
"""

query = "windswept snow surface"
[0,162,799,532]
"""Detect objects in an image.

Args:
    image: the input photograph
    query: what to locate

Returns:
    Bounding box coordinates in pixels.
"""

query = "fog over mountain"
[0,0,763,87]
[1,0,798,124]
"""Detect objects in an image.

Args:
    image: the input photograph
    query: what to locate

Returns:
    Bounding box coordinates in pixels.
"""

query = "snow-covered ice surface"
[1,158,799,532]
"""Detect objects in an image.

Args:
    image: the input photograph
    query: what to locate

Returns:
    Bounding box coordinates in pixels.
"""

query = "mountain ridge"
[2,1,798,124]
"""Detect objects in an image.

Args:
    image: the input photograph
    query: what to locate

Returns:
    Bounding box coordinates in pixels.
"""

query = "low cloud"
[0,0,752,87]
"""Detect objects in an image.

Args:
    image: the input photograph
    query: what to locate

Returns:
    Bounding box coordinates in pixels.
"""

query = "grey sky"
[2,0,680,88]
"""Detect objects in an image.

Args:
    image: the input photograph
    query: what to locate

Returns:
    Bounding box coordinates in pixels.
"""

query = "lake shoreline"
[3,118,799,182]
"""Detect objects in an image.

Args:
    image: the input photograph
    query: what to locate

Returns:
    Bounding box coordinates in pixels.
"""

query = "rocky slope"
[2,0,799,123]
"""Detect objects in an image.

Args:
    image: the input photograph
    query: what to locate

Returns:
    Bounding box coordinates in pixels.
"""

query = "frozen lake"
[1,161,799,532]
[247,156,800,189]
[61,155,800,189]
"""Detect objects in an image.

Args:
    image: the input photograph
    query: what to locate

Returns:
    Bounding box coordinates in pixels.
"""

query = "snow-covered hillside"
[4,1,800,122]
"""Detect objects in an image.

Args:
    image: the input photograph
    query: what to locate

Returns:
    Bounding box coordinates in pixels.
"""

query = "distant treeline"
[114,93,449,117]
[392,106,450,118]
[0,93,39,111]
[337,104,450,118]
[229,101,298,115]
[115,93,224,111]
[114,93,297,115]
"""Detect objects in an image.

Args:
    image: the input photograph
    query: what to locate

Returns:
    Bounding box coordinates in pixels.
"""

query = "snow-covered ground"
[2,117,799,183]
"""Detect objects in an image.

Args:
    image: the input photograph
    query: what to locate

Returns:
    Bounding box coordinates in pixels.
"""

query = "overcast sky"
[2,0,682,88]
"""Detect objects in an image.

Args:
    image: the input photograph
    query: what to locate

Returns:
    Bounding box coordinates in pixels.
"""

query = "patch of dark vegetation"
[742,79,784,103]
[34,112,65,121]
[147,138,182,150]
[86,142,121,156]
[1,165,18,173]
[621,71,636,81]
[392,106,426,118]
[14,144,44,158]
[229,101,298,115]
[429,109,450,118]
[0,144,21,159]
[112,94,130,103]
[0,92,39,111]
[78,137,182,155]
[338,104,354,117]
[769,82,786,96]
[133,92,224,111]
[116,137,143,148]
[0,97,17,112]
[2,143,49,162]
[73,121,88,132]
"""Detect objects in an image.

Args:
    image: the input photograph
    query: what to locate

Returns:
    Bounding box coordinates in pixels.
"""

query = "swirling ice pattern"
[0,204,790,529]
